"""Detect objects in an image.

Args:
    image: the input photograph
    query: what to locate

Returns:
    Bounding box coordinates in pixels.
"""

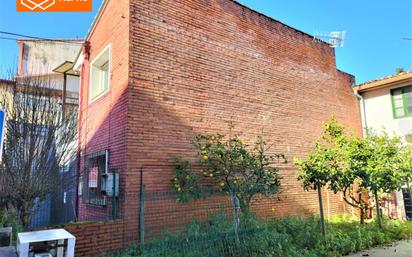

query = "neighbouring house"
[17,39,81,107]
[74,0,362,244]
[353,71,412,220]
[6,39,82,228]
[0,77,79,228]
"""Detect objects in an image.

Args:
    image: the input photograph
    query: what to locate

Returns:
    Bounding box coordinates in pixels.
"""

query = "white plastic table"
[17,229,75,257]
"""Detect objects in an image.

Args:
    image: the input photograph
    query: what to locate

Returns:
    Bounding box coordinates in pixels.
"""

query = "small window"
[90,45,111,102]
[85,150,109,206]
[391,85,412,119]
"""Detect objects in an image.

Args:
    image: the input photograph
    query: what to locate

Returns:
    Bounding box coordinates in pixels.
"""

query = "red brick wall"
[127,0,361,217]
[78,0,129,220]
[64,220,128,256]
[77,0,363,255]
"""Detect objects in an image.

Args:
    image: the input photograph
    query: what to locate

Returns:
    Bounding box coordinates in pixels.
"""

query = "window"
[391,85,412,118]
[90,45,111,102]
[86,150,109,206]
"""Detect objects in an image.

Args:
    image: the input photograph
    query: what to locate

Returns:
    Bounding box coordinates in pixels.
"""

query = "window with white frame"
[90,45,111,102]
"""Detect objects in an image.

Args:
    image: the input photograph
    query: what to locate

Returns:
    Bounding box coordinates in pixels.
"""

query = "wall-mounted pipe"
[354,90,367,136]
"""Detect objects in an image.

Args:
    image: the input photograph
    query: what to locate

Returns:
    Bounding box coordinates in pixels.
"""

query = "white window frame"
[89,44,112,103]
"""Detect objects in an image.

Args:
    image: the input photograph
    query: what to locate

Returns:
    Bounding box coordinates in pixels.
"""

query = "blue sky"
[0,0,411,83]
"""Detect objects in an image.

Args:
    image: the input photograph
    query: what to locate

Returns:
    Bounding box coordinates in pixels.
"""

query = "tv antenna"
[313,31,346,48]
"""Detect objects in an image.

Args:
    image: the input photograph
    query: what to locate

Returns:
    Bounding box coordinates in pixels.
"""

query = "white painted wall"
[44,74,79,94]
[362,84,412,141]
[359,82,412,220]
[67,75,79,94]
[18,40,81,95]
[21,41,81,76]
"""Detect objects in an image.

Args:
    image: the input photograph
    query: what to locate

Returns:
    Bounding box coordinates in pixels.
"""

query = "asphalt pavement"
[347,240,412,257]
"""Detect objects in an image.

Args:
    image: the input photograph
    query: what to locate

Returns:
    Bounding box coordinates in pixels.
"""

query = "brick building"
[74,0,362,244]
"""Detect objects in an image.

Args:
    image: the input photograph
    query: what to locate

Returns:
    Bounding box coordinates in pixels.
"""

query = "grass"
[105,215,412,257]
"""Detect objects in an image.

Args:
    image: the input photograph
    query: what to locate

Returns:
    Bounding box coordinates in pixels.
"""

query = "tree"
[295,118,411,226]
[330,130,410,227]
[400,145,412,206]
[0,76,77,228]
[358,131,410,227]
[395,68,405,75]
[295,117,346,234]
[171,134,285,215]
[329,135,372,225]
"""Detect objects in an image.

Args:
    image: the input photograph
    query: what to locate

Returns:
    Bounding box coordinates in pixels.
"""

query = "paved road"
[0,246,16,257]
[347,240,412,257]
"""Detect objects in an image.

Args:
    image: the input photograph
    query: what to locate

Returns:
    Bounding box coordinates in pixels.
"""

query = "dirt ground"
[347,240,412,257]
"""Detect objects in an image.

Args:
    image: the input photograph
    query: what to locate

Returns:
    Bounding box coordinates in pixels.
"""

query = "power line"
[1,31,49,40]
[0,31,83,44]
[0,37,83,45]
[0,36,18,41]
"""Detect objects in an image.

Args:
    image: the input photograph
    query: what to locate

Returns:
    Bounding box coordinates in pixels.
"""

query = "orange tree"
[295,118,375,226]
[294,118,346,234]
[338,130,411,228]
[171,134,285,214]
[296,118,411,227]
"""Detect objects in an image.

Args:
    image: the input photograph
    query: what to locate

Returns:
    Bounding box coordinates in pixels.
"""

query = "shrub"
[108,215,412,257]
[0,209,21,245]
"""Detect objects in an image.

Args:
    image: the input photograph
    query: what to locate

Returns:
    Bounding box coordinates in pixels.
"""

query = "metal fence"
[133,188,285,257]
[29,189,76,229]
[140,190,236,241]
[29,168,122,229]
[141,226,268,257]
[29,164,78,229]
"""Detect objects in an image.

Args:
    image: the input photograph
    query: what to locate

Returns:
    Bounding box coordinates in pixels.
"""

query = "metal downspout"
[354,90,367,135]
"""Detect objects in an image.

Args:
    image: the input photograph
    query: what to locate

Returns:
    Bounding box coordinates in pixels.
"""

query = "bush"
[0,209,21,245]
[108,215,412,257]
[269,215,322,250]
